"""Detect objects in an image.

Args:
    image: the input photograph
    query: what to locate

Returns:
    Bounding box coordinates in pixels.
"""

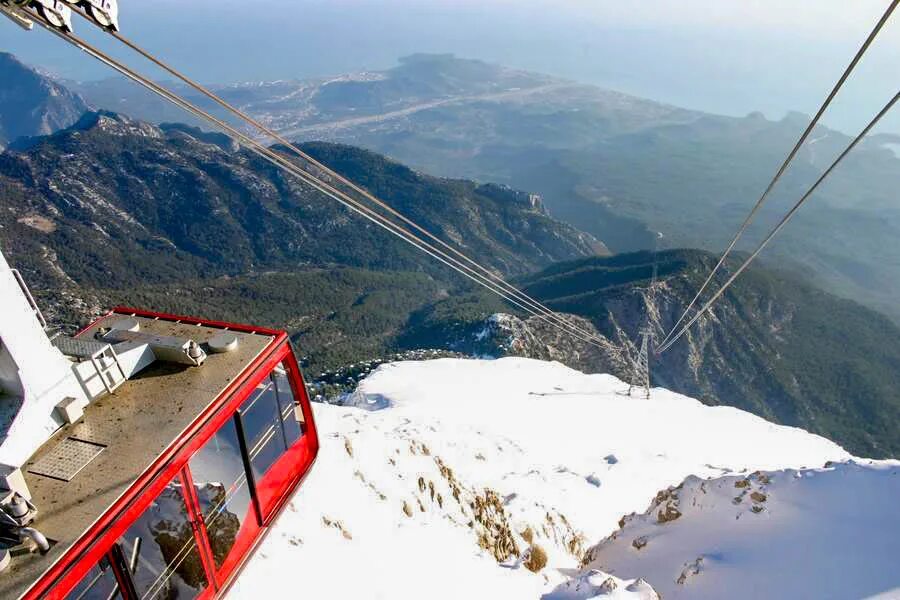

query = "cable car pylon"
[624,232,661,399]
[627,327,653,399]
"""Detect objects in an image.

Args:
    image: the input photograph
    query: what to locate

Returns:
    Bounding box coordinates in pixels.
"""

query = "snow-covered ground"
[578,461,900,600]
[229,358,898,599]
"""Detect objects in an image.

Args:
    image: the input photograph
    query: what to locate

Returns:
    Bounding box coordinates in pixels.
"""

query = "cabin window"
[238,364,304,479]
[273,366,304,447]
[65,556,122,600]
[116,475,209,599]
[188,417,254,569]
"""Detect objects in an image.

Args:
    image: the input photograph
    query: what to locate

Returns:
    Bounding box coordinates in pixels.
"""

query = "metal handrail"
[10,269,47,330]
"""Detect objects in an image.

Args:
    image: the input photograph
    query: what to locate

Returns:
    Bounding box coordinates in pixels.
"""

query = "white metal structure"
[0,248,211,503]
[0,251,88,495]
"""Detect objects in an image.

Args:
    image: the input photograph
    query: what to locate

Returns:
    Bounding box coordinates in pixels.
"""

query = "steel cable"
[660,0,898,348]
[25,0,608,348]
[657,91,899,354]
[25,12,614,350]
[87,15,588,342]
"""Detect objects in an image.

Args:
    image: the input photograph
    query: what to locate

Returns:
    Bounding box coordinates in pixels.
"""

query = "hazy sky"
[3,0,898,133]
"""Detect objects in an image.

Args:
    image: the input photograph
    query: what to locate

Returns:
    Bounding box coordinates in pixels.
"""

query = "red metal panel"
[28,312,319,600]
[283,349,320,462]
[110,307,285,337]
[254,439,316,523]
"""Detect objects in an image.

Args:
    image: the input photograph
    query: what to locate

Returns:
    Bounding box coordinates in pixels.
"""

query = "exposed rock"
[676,556,704,585]
[657,505,682,524]
[598,577,618,593]
[545,570,661,600]
[653,487,683,524]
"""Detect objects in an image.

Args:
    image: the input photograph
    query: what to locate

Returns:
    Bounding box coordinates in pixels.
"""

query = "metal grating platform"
[52,335,110,359]
[65,420,110,446]
[28,438,107,482]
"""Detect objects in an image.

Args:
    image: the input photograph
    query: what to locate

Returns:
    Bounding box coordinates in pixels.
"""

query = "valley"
[72,53,900,323]
[0,53,898,458]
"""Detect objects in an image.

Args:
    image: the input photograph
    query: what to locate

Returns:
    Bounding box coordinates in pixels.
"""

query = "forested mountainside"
[0,110,602,291]
[0,52,88,149]
[80,53,898,324]
[398,250,900,458]
[0,110,601,372]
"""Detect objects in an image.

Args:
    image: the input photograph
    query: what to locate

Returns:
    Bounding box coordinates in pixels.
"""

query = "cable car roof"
[1,312,278,600]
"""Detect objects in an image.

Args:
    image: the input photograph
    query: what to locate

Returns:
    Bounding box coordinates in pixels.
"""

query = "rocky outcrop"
[455,312,630,380]
[398,250,900,458]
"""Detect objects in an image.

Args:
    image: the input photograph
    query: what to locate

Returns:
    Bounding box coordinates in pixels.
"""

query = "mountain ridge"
[0,107,603,374]
[0,52,89,149]
[0,109,603,292]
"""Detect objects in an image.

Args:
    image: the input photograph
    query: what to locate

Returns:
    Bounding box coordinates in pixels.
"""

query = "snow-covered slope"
[229,358,898,599]
[577,461,900,600]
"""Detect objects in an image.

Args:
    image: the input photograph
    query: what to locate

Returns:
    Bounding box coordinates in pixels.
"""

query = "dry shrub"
[524,544,548,573]
[521,526,534,544]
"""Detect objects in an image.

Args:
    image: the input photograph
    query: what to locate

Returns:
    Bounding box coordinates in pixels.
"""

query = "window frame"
[237,375,289,479]
[120,471,213,600]
[183,418,262,587]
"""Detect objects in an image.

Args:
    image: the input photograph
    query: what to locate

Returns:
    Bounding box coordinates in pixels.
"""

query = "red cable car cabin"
[0,308,319,600]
